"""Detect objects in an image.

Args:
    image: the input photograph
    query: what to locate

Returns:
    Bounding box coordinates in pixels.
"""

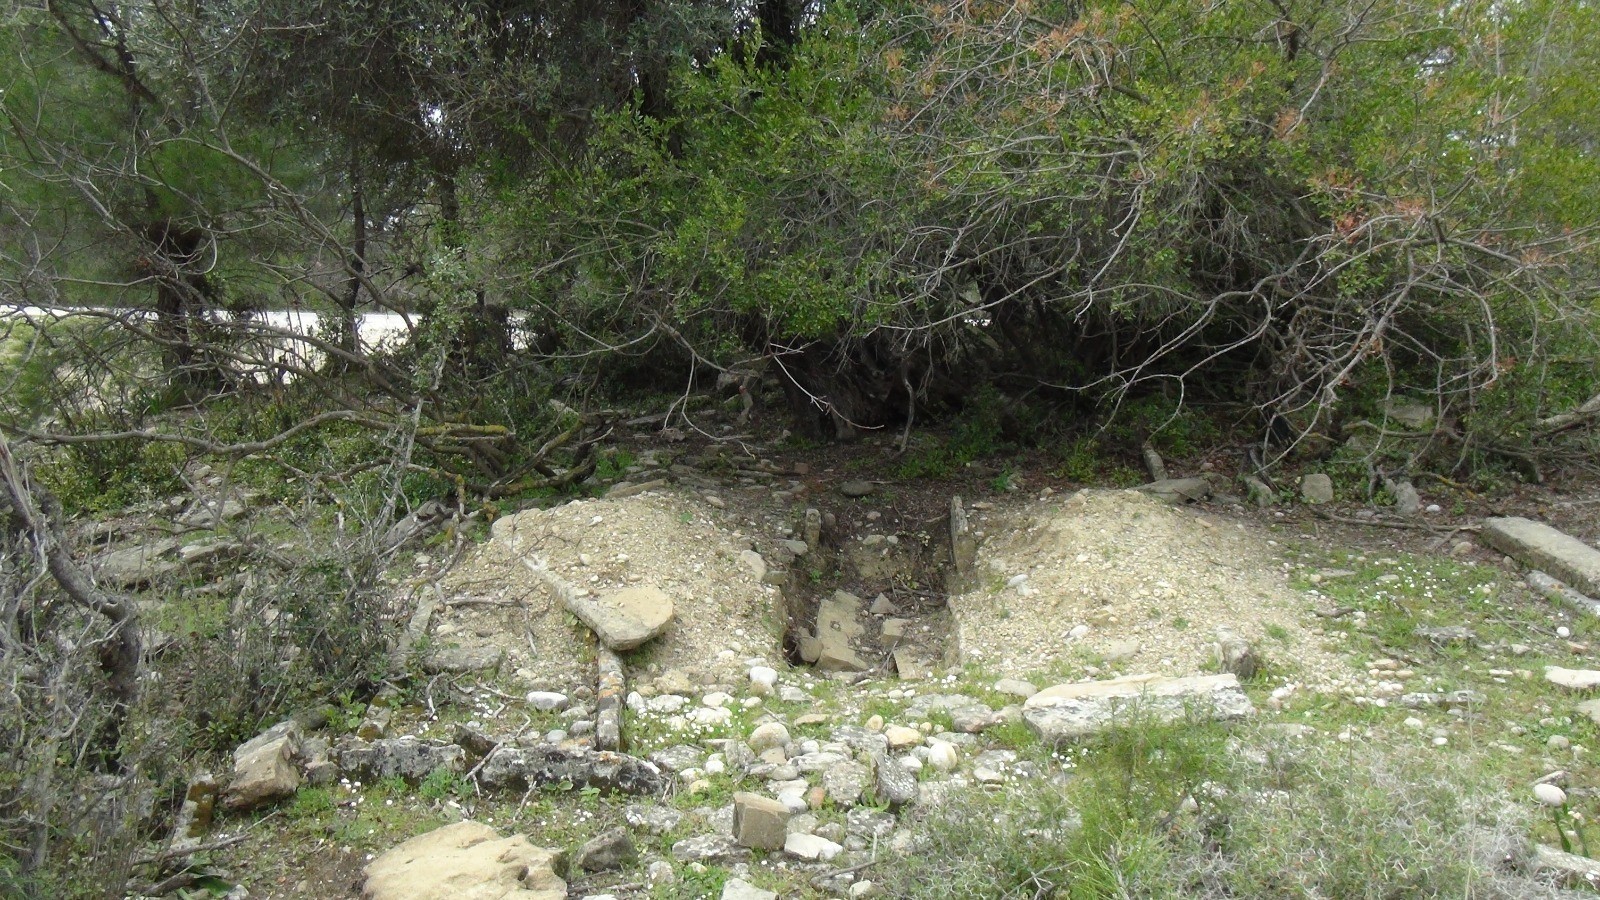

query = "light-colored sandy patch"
[951,489,1347,688]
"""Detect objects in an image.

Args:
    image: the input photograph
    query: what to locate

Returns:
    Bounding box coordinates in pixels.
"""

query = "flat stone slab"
[1022,673,1253,742]
[1545,667,1600,691]
[1482,517,1600,596]
[362,820,565,900]
[565,585,674,651]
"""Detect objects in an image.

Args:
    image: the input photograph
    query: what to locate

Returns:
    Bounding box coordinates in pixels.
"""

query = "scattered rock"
[872,752,917,809]
[93,538,181,588]
[424,646,505,674]
[572,827,636,874]
[362,820,565,900]
[1213,629,1259,679]
[1300,474,1334,504]
[1532,844,1600,889]
[1415,625,1474,647]
[722,878,778,900]
[883,725,922,750]
[822,761,872,808]
[1240,475,1275,508]
[839,480,876,498]
[733,792,791,850]
[993,678,1038,699]
[224,721,301,811]
[926,741,959,772]
[1578,699,1600,727]
[784,832,843,862]
[1384,477,1421,517]
[1023,673,1255,742]
[671,834,748,864]
[748,723,790,753]
[1137,477,1211,505]
[624,804,684,834]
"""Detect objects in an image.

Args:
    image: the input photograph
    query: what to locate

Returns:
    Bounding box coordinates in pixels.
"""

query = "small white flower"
[1535,783,1568,807]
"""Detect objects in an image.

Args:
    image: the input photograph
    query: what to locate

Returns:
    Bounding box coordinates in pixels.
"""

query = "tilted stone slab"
[1482,517,1600,596]
[362,820,565,900]
[1022,673,1254,742]
[567,585,675,651]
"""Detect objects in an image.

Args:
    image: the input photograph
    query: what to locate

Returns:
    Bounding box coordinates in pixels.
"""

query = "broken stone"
[733,792,791,850]
[839,480,876,498]
[784,832,843,862]
[362,820,565,900]
[1023,673,1255,742]
[1137,477,1211,505]
[822,761,872,808]
[224,721,301,811]
[572,827,636,874]
[1300,474,1334,504]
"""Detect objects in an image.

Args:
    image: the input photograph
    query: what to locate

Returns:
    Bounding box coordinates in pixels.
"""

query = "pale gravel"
[434,491,781,690]
[951,489,1350,689]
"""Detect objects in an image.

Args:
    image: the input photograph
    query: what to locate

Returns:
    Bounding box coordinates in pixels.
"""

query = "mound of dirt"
[434,491,783,690]
[951,489,1346,686]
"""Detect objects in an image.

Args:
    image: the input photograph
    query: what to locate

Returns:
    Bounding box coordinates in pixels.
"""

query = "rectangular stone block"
[1483,517,1600,596]
[732,792,790,850]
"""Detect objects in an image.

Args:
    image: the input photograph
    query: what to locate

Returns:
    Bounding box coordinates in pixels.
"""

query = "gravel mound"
[951,489,1346,685]
[437,491,781,688]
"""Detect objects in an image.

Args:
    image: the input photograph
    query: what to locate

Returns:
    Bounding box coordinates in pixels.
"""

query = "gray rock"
[224,721,301,811]
[732,792,791,850]
[1213,629,1259,679]
[950,704,1000,734]
[564,585,675,651]
[573,827,636,874]
[1384,477,1421,517]
[1578,699,1600,727]
[1241,475,1275,508]
[424,646,505,674]
[950,496,977,586]
[1137,477,1211,505]
[872,752,917,809]
[363,820,564,900]
[1531,843,1600,889]
[1482,518,1600,596]
[476,745,664,795]
[624,803,684,834]
[722,878,778,900]
[649,745,705,773]
[1300,474,1335,504]
[1023,673,1254,742]
[337,737,465,783]
[1526,571,1600,617]
[993,678,1038,699]
[839,481,876,498]
[779,540,810,557]
[1415,625,1474,647]
[1384,401,1435,431]
[93,538,182,588]
[822,761,872,808]
[784,832,843,861]
[526,690,570,712]
[670,834,748,863]
[813,591,870,673]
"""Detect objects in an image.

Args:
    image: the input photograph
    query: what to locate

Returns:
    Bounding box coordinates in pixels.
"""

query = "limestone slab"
[1023,673,1253,742]
[1483,517,1600,596]
[362,820,565,900]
